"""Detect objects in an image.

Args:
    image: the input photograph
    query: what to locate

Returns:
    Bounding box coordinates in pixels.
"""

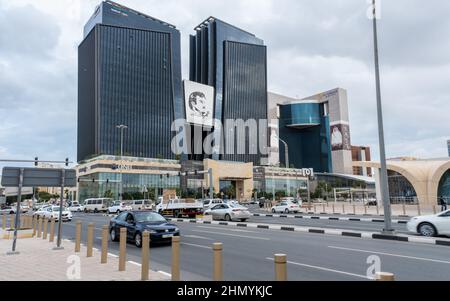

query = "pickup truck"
[156,198,203,218]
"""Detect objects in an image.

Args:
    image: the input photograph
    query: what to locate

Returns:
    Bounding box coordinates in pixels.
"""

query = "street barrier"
[119,227,127,271]
[376,272,395,281]
[141,231,150,281]
[87,223,94,258]
[212,243,223,281]
[37,216,42,238]
[274,254,287,281]
[75,221,81,253]
[101,225,108,264]
[42,218,48,240]
[49,218,55,242]
[172,236,180,281]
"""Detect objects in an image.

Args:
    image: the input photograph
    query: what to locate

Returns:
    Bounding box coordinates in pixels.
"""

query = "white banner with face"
[184,80,215,127]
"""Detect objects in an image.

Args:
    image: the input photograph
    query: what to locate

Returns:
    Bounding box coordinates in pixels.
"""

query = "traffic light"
[34,157,39,167]
[160,174,163,180]
[92,178,95,183]
[65,158,69,167]
[106,179,110,184]
[166,174,170,178]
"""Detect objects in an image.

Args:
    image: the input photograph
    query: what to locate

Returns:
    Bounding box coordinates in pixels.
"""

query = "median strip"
[252,213,408,224]
[167,218,450,248]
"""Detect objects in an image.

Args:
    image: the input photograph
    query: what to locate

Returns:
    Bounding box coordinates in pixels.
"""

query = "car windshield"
[52,207,67,211]
[134,212,166,223]
[113,201,121,206]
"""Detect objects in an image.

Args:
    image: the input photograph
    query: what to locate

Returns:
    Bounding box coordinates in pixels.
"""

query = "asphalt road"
[54,213,450,281]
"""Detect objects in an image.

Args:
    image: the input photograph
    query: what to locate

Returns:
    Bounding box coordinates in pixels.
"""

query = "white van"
[83,198,113,213]
[129,200,153,211]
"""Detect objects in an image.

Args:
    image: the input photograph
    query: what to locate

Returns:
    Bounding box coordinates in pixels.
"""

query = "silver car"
[207,204,251,222]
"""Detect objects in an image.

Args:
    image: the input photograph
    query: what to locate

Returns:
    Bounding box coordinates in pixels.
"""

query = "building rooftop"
[104,0,177,29]
[194,16,256,37]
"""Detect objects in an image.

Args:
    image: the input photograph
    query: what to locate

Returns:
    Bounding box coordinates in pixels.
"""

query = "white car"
[0,206,16,215]
[271,201,301,214]
[68,204,85,212]
[107,201,132,214]
[33,206,73,222]
[407,210,450,237]
[203,199,226,210]
[205,204,251,222]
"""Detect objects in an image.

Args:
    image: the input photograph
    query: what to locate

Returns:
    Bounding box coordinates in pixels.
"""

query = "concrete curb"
[252,213,409,224]
[167,218,450,248]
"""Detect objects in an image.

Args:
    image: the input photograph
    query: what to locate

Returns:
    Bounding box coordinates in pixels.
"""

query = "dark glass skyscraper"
[77,1,183,162]
[189,17,268,165]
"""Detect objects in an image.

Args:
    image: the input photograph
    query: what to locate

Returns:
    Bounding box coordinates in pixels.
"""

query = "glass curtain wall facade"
[279,103,332,172]
[78,1,183,162]
[438,169,450,203]
[189,18,268,165]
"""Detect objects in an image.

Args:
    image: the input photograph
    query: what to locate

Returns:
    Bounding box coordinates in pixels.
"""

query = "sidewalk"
[0,235,170,281]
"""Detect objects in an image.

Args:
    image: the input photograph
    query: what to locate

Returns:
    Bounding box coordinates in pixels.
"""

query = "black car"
[109,211,180,248]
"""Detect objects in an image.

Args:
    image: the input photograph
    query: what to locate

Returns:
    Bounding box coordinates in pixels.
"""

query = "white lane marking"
[197,225,257,233]
[265,257,370,280]
[192,229,270,241]
[128,261,141,267]
[158,271,172,277]
[108,253,119,258]
[328,246,450,264]
[184,235,213,240]
[181,242,210,249]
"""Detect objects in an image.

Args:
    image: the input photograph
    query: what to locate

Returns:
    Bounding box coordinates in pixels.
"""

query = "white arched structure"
[353,158,450,205]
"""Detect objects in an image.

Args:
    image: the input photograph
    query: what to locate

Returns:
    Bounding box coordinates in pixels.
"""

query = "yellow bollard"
[313,204,316,214]
[87,223,94,258]
[376,205,380,216]
[402,203,406,216]
[32,215,37,237]
[172,236,180,281]
[42,217,48,240]
[332,204,335,214]
[433,205,437,215]
[37,216,42,238]
[119,227,127,271]
[101,225,108,264]
[353,204,356,215]
[49,218,56,242]
[417,204,421,216]
[75,222,82,253]
[376,272,395,281]
[212,243,223,281]
[364,205,368,215]
[10,214,15,229]
[141,231,150,281]
[342,204,346,214]
[274,254,287,281]
[322,203,326,214]
[2,214,6,230]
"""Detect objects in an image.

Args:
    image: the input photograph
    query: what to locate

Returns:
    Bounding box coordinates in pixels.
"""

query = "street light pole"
[371,0,393,234]
[278,138,290,197]
[116,125,128,202]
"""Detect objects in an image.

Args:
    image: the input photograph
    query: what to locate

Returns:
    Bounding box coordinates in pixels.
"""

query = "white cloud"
[0,0,449,172]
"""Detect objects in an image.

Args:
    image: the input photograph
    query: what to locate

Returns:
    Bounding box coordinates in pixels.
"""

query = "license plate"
[162,234,174,239]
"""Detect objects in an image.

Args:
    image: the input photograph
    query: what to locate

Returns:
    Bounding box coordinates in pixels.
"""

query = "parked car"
[33,206,73,222]
[407,210,450,237]
[205,204,251,222]
[109,211,180,247]
[107,201,132,214]
[271,201,301,214]
[0,206,16,215]
[129,200,153,211]
[83,198,113,213]
[68,204,85,212]
[203,199,226,210]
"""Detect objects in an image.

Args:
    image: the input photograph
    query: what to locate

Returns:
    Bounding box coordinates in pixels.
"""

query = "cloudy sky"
[0,0,449,170]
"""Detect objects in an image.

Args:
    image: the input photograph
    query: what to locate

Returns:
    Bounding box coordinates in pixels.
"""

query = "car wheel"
[110,229,119,242]
[94,208,98,214]
[84,208,88,213]
[10,211,14,215]
[418,223,437,237]
[225,214,232,222]
[271,209,276,213]
[284,209,290,214]
[134,232,142,248]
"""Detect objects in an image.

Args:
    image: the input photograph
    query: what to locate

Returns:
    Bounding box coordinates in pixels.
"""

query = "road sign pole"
[209,168,213,199]
[8,168,24,255]
[55,169,65,250]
